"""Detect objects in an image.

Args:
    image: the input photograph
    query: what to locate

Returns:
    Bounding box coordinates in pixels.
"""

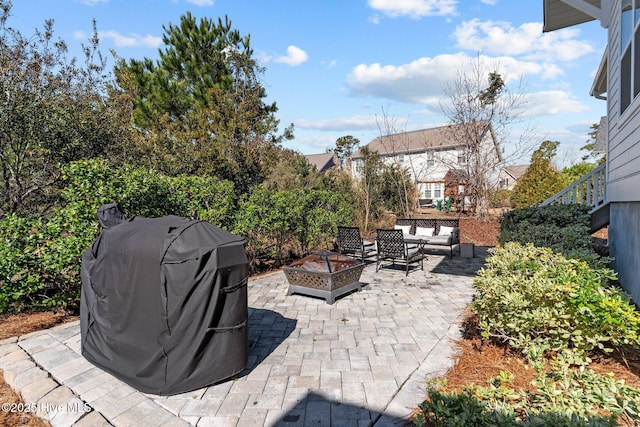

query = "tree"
[0,2,130,215]
[440,55,534,217]
[372,110,417,218]
[263,149,317,191]
[562,162,595,186]
[329,135,360,170]
[510,140,566,208]
[355,146,384,231]
[114,13,293,194]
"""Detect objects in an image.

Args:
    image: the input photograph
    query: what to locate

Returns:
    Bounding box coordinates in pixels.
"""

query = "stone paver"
[0,249,487,426]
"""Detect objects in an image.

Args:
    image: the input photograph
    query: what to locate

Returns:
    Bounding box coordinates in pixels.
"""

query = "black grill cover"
[80,204,248,395]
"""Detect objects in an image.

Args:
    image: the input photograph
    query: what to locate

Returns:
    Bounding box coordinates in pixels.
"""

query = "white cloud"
[480,0,498,4]
[453,19,593,62]
[367,0,457,18]
[346,53,556,105]
[74,30,162,48]
[186,0,214,5]
[522,90,589,116]
[275,45,308,66]
[295,116,377,131]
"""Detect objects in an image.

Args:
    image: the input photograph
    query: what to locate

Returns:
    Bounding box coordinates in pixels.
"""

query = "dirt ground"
[1,312,78,427]
[436,311,640,426]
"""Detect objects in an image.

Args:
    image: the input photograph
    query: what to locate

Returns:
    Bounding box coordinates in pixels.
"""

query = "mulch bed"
[0,311,78,427]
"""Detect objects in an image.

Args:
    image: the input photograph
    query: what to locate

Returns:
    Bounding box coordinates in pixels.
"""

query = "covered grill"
[80,204,248,395]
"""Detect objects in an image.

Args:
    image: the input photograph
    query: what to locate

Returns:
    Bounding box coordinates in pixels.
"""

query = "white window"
[620,0,640,113]
[457,151,467,165]
[355,160,363,174]
[398,153,405,163]
[424,183,432,198]
[433,184,442,199]
[426,151,435,167]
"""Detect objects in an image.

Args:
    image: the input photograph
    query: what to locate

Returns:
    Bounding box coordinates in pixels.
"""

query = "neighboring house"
[543,0,640,301]
[305,153,338,173]
[350,121,503,204]
[498,165,529,190]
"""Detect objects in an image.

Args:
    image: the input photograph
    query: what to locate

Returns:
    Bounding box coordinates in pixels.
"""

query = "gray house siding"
[610,203,640,302]
[545,0,640,301]
[604,0,640,301]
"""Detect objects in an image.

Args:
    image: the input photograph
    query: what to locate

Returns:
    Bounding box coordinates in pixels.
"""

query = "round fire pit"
[284,251,365,304]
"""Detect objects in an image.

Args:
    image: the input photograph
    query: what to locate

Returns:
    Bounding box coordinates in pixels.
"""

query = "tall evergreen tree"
[114,13,293,194]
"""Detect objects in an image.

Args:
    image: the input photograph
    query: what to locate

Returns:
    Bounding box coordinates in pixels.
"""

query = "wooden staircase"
[540,162,609,233]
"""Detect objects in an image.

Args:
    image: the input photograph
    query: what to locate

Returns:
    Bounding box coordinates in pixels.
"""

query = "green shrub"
[414,378,622,426]
[60,159,236,227]
[501,204,590,232]
[499,204,603,267]
[0,159,236,313]
[235,185,356,269]
[471,242,638,355]
[489,189,513,208]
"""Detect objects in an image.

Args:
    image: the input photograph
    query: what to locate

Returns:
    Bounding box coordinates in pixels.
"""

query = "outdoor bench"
[395,217,460,258]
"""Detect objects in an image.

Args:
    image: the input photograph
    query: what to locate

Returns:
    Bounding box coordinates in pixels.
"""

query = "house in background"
[498,165,529,190]
[350,121,503,205]
[543,0,640,302]
[304,153,338,173]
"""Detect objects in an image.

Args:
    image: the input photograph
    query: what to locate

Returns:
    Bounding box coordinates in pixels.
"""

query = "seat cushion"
[426,235,453,245]
[394,224,411,234]
[438,226,455,236]
[415,226,434,237]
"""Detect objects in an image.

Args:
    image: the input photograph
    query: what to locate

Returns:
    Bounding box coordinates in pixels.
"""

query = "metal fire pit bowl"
[284,251,365,304]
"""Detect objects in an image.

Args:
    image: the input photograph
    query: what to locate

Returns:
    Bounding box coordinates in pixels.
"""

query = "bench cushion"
[426,235,453,246]
[439,225,455,236]
[394,224,411,234]
[415,226,434,237]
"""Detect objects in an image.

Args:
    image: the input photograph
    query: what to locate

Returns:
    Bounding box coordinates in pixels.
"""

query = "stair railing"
[540,162,606,213]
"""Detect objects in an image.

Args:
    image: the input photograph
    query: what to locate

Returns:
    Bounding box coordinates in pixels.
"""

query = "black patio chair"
[336,226,376,261]
[375,228,424,276]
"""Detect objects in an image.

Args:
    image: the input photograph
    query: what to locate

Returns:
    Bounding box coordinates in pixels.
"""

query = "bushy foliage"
[114,13,293,195]
[414,377,624,426]
[499,204,602,267]
[235,185,356,269]
[60,159,236,228]
[471,242,638,355]
[489,189,512,208]
[0,159,235,313]
[379,164,414,216]
[0,3,131,215]
[416,240,640,426]
[510,140,566,208]
[562,162,595,186]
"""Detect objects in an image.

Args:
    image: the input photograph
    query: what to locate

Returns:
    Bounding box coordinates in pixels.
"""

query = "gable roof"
[305,153,337,172]
[353,121,498,159]
[502,165,529,181]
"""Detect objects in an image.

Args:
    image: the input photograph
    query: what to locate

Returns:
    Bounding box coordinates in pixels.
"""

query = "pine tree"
[114,13,293,194]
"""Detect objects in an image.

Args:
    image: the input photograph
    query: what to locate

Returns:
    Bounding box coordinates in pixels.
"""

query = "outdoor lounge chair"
[375,228,424,276]
[336,226,376,261]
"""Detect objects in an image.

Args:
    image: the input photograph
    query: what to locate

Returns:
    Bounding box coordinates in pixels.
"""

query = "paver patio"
[0,248,487,426]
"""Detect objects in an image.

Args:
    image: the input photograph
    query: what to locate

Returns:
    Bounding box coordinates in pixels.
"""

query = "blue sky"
[7,0,607,166]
